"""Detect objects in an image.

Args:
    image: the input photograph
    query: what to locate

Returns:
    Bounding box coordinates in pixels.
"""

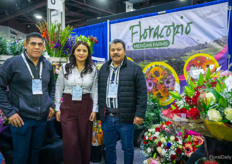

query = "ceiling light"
[34,14,42,19]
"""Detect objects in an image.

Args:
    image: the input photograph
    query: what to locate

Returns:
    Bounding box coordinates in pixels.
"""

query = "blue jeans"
[10,117,47,164]
[102,115,134,164]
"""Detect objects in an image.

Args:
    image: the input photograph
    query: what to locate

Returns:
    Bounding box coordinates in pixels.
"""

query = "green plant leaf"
[205,68,211,82]
[198,73,204,86]
[216,83,222,93]
[219,96,227,108]
[184,86,194,98]
[169,91,182,100]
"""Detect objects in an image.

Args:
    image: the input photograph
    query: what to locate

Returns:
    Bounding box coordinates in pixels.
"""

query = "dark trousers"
[60,94,93,164]
[10,116,47,164]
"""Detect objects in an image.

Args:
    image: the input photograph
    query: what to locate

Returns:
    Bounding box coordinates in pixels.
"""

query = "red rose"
[180,108,187,114]
[143,138,147,145]
[157,142,162,147]
[176,148,182,155]
[155,127,161,132]
[171,155,177,161]
[153,136,157,140]
[187,107,200,119]
[165,146,169,149]
[149,137,151,140]
[175,137,179,142]
[165,121,172,125]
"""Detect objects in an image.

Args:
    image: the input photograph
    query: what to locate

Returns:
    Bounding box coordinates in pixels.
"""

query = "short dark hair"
[110,39,126,50]
[26,32,44,44]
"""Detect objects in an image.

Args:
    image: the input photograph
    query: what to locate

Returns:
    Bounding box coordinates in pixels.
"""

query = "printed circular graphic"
[143,62,180,106]
[183,53,219,80]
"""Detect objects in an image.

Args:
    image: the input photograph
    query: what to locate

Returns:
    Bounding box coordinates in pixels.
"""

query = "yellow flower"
[150,67,163,81]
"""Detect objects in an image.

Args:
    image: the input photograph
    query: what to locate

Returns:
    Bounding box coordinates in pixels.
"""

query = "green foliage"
[0,33,25,56]
[138,95,163,130]
[8,40,25,56]
[198,73,204,86]
[0,33,8,55]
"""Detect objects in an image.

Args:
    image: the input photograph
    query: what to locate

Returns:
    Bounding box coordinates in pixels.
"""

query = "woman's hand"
[89,112,96,122]
[56,111,61,122]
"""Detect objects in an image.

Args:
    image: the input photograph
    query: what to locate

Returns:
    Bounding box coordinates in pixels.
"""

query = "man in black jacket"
[98,39,147,164]
[0,32,55,164]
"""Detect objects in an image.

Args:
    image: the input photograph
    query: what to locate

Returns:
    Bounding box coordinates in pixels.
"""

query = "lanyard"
[21,53,43,79]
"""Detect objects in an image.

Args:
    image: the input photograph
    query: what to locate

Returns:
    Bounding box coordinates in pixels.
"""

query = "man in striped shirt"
[98,39,147,164]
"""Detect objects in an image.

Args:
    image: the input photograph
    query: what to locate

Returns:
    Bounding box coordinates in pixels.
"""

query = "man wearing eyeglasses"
[0,32,55,164]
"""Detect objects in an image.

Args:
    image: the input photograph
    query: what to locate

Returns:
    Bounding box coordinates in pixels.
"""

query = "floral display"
[184,53,219,80]
[143,62,180,106]
[36,20,73,57]
[141,122,204,164]
[0,110,9,134]
[92,120,103,146]
[164,67,232,141]
[76,35,99,55]
[0,33,25,56]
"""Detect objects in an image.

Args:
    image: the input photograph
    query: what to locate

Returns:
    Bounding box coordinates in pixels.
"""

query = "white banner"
[48,0,64,12]
[111,2,228,50]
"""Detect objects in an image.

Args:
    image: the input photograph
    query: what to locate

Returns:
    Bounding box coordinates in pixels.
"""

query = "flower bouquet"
[141,122,204,164]
[36,20,73,57]
[196,69,232,141]
[161,69,213,136]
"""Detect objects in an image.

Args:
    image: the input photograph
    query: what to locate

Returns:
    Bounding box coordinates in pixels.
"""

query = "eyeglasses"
[29,42,44,48]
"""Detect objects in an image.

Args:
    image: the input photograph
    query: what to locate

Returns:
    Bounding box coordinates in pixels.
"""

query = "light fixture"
[34,14,42,19]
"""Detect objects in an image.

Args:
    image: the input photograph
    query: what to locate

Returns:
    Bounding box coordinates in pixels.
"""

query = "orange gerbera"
[146,71,151,79]
[202,59,216,72]
[192,56,206,67]
[161,87,170,97]
[150,67,163,81]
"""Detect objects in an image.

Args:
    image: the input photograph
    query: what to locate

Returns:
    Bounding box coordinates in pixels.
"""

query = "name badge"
[72,85,82,101]
[107,83,118,98]
[32,79,43,95]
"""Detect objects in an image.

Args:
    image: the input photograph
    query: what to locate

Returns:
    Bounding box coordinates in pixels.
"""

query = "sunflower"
[201,59,216,72]
[192,56,206,67]
[150,67,163,81]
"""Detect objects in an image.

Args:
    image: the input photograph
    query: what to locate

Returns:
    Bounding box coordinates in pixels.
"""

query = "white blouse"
[55,63,98,112]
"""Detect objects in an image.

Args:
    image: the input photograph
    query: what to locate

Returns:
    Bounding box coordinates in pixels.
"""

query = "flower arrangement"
[76,35,99,54]
[0,33,25,56]
[141,122,204,164]
[0,110,9,133]
[92,120,103,146]
[36,20,73,57]
[144,63,179,106]
[184,53,219,80]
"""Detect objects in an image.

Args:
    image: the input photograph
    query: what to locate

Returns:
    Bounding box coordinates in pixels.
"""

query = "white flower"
[207,109,222,122]
[170,136,175,141]
[205,92,216,105]
[224,107,232,123]
[157,147,162,154]
[143,160,149,164]
[147,148,151,153]
[161,149,166,156]
[160,137,166,143]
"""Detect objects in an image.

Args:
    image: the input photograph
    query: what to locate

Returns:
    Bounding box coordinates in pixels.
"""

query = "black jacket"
[0,52,55,120]
[98,57,147,123]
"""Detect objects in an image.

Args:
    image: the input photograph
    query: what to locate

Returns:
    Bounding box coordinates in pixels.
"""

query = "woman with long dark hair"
[55,40,98,164]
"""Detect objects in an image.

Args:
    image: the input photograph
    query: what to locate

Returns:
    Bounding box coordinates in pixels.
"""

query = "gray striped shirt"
[106,61,123,108]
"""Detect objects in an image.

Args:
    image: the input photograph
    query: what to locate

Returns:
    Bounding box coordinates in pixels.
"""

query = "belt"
[106,111,119,117]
